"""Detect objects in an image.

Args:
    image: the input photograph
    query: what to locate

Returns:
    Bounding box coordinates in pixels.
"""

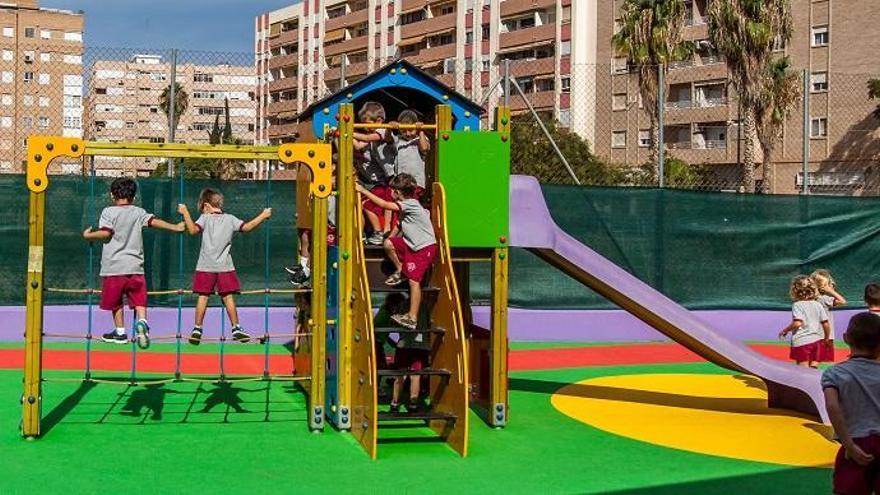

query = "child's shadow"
[202,382,249,414]
[121,384,171,421]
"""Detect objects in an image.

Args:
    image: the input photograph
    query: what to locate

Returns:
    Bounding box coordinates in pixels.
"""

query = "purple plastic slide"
[508,175,828,422]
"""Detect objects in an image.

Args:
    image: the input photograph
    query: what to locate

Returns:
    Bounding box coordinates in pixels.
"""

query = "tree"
[612,0,693,177]
[755,56,800,193]
[709,0,793,193]
[158,82,188,135]
[869,78,880,119]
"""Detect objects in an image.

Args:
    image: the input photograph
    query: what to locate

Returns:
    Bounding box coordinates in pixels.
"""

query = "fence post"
[802,68,809,194]
[167,49,178,178]
[503,59,510,107]
[658,65,665,188]
[341,55,347,88]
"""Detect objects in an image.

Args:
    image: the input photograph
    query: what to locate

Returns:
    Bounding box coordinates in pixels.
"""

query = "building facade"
[85,54,258,175]
[254,0,592,178]
[0,0,83,174]
[595,0,880,194]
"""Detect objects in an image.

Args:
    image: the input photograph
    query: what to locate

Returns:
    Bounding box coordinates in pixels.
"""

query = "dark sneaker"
[391,313,417,330]
[189,327,203,346]
[406,400,421,413]
[102,331,128,344]
[231,327,251,343]
[366,232,384,245]
[384,272,403,286]
[134,320,150,350]
[389,403,400,414]
[287,265,310,288]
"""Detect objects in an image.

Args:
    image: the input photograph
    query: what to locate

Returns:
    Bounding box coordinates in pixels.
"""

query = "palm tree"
[709,0,793,193]
[755,56,800,193]
[158,82,189,140]
[612,0,693,178]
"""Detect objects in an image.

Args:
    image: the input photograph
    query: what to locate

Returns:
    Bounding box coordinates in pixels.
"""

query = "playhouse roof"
[299,59,484,140]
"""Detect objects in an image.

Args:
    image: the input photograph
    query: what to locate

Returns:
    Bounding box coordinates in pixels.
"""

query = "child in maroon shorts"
[822,312,880,495]
[357,173,437,330]
[779,275,831,368]
[82,177,184,349]
[179,188,272,345]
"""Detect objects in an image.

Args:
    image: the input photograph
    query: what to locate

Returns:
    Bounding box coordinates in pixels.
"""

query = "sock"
[193,325,201,330]
[300,256,311,277]
[114,327,125,335]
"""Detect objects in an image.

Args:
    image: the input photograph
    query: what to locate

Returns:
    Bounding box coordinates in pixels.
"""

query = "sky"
[41,0,299,54]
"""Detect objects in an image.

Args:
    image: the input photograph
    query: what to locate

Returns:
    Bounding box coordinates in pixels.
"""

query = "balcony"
[499,23,556,51]
[509,58,555,78]
[401,12,456,40]
[269,30,299,49]
[407,43,456,65]
[325,8,369,32]
[266,99,298,116]
[664,102,729,126]
[268,77,298,93]
[323,61,368,82]
[268,122,300,139]
[268,53,298,71]
[401,0,445,13]
[324,35,369,57]
[500,0,556,16]
[510,90,555,112]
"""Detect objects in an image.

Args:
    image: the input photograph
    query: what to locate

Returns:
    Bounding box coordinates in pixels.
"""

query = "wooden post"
[22,190,45,437]
[490,105,511,427]
[309,196,328,431]
[335,104,355,429]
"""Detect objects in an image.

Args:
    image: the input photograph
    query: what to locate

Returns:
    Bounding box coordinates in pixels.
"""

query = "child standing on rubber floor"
[179,188,272,345]
[82,177,184,349]
[357,173,437,330]
[778,275,831,368]
[811,269,846,363]
[822,311,880,495]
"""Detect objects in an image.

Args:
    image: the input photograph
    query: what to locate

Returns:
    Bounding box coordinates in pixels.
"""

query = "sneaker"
[366,232,384,245]
[389,403,400,414]
[391,313,417,330]
[406,400,421,413]
[134,320,150,350]
[287,265,310,287]
[189,327,203,346]
[384,272,403,286]
[231,326,251,343]
[102,331,128,344]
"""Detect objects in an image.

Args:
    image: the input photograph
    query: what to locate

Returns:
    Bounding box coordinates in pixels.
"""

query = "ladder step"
[372,286,440,294]
[377,368,451,378]
[377,411,457,423]
[374,326,445,335]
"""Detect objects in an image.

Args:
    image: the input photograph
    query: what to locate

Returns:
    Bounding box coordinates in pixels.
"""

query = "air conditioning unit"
[24,54,34,63]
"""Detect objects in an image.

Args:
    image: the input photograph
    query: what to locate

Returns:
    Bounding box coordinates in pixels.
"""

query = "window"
[63,32,83,42]
[40,29,51,40]
[561,77,570,93]
[24,27,35,38]
[22,116,32,128]
[0,161,10,171]
[0,94,10,105]
[810,117,828,138]
[465,30,473,44]
[39,96,49,107]
[0,116,11,128]
[612,57,629,74]
[536,78,554,92]
[440,4,455,15]
[38,73,50,85]
[811,72,828,92]
[401,10,425,25]
[638,130,651,148]
[148,137,165,144]
[812,26,829,47]
[1,50,11,61]
[23,71,33,83]
[64,54,82,65]
[481,24,490,39]
[23,50,34,63]
[612,93,627,111]
[38,117,49,129]
[561,41,571,56]
[193,73,214,83]
[40,52,51,62]
[481,59,490,72]
[23,95,33,106]
[612,131,627,148]
[2,27,13,38]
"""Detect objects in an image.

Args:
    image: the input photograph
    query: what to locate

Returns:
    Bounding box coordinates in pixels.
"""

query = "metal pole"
[657,65,665,188]
[503,59,510,107]
[167,49,178,177]
[802,68,810,194]
[480,78,503,107]
[340,55,347,88]
[510,78,580,185]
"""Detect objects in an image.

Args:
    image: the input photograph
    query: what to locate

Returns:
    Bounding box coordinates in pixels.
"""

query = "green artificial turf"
[0,360,831,494]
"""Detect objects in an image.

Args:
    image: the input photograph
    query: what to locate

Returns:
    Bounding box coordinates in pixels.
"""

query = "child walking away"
[778,275,831,368]
[178,189,272,345]
[82,177,184,349]
[822,311,880,495]
[357,173,437,330]
[353,101,393,245]
[812,269,846,362]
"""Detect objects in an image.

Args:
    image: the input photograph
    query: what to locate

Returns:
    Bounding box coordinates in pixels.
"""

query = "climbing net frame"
[21,136,332,438]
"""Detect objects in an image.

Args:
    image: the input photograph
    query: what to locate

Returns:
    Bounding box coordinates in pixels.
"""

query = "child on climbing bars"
[356,173,437,330]
[778,275,831,368]
[178,188,272,345]
[353,101,394,245]
[82,177,184,349]
[822,311,880,495]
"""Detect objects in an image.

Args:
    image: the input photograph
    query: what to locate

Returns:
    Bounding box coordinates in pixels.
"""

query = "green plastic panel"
[438,131,510,249]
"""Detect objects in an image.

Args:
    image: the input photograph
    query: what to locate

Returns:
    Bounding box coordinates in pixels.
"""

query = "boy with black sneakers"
[83,177,184,349]
[356,173,437,331]
[822,311,880,494]
[178,188,272,345]
[286,161,338,288]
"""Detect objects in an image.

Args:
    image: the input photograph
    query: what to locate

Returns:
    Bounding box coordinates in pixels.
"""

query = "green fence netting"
[4,176,880,310]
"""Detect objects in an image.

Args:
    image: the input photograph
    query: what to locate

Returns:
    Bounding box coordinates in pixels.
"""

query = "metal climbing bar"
[85,155,96,381]
[351,123,438,131]
[175,158,185,380]
[262,164,273,378]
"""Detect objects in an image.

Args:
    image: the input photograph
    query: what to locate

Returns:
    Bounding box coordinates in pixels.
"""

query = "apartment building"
[85,54,258,175]
[254,0,593,171]
[0,0,83,174]
[596,0,880,194]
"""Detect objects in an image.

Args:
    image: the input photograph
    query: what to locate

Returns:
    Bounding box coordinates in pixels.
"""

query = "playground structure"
[21,60,828,460]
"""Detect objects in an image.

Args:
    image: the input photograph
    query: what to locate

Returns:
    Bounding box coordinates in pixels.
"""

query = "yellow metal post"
[335,104,355,429]
[491,106,511,427]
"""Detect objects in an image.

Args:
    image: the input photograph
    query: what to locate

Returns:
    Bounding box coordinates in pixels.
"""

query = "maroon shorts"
[389,237,437,283]
[834,435,880,495]
[193,271,241,296]
[362,185,392,227]
[790,340,823,362]
[100,275,147,311]
[395,348,429,371]
[819,339,837,362]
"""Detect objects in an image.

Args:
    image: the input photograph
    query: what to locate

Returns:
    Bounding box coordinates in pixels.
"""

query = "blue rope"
[262,164,273,377]
[219,306,226,381]
[129,309,137,385]
[84,157,96,381]
[175,159,184,380]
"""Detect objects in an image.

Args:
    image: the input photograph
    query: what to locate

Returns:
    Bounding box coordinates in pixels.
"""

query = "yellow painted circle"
[551,374,837,467]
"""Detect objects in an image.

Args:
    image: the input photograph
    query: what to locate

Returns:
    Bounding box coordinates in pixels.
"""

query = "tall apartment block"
[85,54,258,175]
[254,0,593,175]
[596,0,880,194]
[0,0,83,173]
